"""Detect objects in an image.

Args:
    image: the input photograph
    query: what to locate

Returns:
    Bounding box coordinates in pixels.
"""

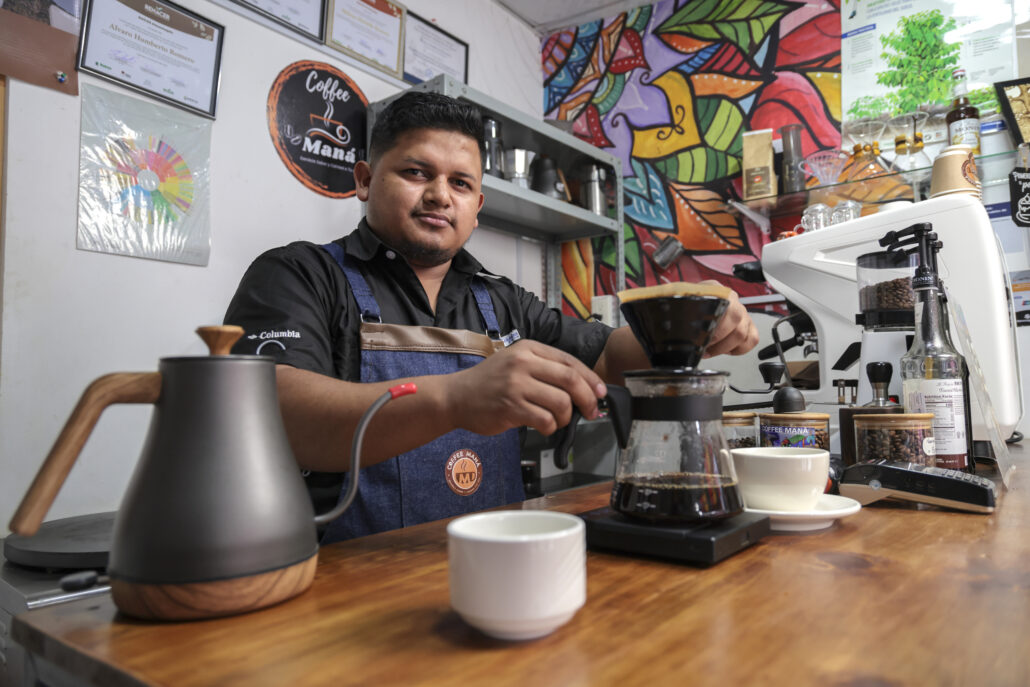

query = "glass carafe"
[610,369,743,523]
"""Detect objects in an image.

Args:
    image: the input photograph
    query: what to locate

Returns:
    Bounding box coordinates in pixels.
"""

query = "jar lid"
[853,413,934,427]
[722,411,756,419]
[759,412,830,421]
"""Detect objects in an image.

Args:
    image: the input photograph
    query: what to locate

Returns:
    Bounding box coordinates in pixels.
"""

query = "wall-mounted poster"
[230,0,325,41]
[267,61,368,198]
[327,0,404,79]
[841,0,1015,126]
[78,84,212,265]
[78,0,224,118]
[402,12,467,84]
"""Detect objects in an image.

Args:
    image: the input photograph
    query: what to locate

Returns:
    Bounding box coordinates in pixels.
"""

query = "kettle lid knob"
[196,325,245,356]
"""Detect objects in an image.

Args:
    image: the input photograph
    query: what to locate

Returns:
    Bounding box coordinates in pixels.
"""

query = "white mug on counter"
[730,447,830,512]
[448,510,586,641]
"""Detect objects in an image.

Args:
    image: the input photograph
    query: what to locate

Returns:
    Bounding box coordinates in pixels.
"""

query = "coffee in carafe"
[606,285,744,524]
[609,369,742,523]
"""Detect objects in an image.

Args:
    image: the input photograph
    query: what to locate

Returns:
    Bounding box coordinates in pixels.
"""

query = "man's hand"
[701,280,759,357]
[447,340,607,437]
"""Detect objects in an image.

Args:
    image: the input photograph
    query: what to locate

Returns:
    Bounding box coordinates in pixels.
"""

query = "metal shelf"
[479,174,619,242]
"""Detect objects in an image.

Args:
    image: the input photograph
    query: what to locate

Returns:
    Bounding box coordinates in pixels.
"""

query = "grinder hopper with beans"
[557,283,746,523]
[9,326,415,621]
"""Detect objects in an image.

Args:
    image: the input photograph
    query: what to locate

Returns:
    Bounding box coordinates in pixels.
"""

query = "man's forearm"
[593,326,651,385]
[275,365,457,472]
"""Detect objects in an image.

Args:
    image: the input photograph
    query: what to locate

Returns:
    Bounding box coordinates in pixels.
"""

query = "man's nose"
[422,175,451,207]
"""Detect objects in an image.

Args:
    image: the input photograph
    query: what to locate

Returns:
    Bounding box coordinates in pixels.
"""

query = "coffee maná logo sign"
[267,61,368,198]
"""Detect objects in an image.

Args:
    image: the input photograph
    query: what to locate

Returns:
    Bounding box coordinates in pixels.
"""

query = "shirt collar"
[342,218,485,275]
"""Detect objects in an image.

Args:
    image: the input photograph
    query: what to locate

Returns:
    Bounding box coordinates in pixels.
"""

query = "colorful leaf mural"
[657,0,804,56]
[544,0,842,318]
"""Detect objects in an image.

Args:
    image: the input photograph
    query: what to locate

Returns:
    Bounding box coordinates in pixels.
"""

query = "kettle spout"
[313,383,417,526]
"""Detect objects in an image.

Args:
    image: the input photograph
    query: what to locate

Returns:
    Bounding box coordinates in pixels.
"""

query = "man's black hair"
[368,91,486,170]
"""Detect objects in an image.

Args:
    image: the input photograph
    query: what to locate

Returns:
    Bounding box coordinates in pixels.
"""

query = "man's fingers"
[524,353,602,421]
[519,340,607,398]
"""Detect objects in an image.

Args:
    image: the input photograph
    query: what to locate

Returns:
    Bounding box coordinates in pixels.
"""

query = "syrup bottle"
[900,224,975,472]
[946,68,981,154]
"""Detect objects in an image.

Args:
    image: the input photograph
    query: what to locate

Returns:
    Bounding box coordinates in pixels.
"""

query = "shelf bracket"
[726,200,771,235]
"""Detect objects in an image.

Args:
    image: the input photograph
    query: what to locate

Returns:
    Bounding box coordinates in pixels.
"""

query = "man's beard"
[389,235,465,267]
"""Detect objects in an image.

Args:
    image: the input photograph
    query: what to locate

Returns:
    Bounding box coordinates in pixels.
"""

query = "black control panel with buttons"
[839,461,996,513]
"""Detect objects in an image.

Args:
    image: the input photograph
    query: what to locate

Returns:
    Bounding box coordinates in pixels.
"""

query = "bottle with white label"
[900,225,974,472]
[946,68,980,154]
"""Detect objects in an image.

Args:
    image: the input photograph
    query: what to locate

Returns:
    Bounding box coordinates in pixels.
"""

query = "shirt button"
[385,250,396,260]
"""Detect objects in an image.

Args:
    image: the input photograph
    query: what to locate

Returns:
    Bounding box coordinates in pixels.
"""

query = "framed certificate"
[994,77,1030,145]
[327,0,404,79]
[402,12,467,85]
[78,0,224,118]
[230,0,326,41]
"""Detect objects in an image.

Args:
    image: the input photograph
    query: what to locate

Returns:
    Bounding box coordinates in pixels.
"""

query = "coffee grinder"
[854,249,917,404]
[561,287,770,565]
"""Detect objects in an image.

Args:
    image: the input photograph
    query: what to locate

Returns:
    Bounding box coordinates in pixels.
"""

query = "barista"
[224,91,758,542]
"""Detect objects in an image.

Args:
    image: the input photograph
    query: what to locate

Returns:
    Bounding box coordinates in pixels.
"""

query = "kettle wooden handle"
[8,372,162,536]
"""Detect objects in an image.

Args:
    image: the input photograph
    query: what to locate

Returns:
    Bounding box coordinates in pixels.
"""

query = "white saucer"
[745,494,862,532]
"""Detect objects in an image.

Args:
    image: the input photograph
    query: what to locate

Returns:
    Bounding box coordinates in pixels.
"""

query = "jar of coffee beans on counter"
[758,412,830,450]
[722,412,757,449]
[854,413,935,465]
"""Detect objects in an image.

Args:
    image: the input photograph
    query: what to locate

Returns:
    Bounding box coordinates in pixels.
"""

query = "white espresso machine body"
[760,194,1022,442]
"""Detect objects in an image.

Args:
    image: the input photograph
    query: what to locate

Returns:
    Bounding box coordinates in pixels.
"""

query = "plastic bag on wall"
[78,84,211,266]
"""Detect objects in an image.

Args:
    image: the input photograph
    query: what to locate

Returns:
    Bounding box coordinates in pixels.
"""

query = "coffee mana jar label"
[267,61,367,198]
[758,413,830,449]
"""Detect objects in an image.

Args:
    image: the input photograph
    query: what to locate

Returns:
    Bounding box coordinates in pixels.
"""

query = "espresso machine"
[760,194,1023,450]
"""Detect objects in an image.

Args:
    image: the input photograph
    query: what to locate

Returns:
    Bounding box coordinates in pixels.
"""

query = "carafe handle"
[8,372,162,536]
[313,383,417,526]
[553,384,633,470]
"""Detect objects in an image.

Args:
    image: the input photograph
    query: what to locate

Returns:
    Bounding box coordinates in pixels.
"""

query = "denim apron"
[320,242,525,543]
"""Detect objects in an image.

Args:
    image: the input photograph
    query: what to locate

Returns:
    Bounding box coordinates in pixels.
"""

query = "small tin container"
[758,412,830,450]
[854,413,935,466]
[722,412,757,449]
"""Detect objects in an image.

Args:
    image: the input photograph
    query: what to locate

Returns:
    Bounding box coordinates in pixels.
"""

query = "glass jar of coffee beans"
[853,413,935,465]
[758,412,831,450]
[722,412,757,449]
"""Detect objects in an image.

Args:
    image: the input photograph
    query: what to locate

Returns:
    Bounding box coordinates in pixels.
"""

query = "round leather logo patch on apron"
[445,449,483,496]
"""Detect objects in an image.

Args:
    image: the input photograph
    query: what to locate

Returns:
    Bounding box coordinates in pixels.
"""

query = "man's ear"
[354,160,372,201]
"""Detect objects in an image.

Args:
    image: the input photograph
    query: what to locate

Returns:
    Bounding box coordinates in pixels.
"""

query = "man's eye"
[452,178,469,189]
[405,168,426,177]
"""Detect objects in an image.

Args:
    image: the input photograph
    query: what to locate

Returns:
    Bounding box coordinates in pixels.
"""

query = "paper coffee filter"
[618,282,731,303]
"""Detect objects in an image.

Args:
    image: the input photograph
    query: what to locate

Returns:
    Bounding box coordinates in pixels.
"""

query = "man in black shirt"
[225,92,758,541]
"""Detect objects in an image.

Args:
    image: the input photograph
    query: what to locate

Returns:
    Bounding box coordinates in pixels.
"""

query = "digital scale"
[579,507,771,566]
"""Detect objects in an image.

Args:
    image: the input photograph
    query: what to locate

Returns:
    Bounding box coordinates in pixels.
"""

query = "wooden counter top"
[13,462,1030,686]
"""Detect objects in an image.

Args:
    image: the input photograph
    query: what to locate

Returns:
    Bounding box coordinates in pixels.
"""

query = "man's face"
[355,128,484,268]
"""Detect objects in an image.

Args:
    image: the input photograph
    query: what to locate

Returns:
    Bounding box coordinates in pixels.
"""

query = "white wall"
[0,0,544,527]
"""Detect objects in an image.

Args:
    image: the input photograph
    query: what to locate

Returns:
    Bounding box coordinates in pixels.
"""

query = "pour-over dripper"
[619,295,729,369]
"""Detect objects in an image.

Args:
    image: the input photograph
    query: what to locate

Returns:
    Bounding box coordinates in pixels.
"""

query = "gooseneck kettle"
[9,326,415,620]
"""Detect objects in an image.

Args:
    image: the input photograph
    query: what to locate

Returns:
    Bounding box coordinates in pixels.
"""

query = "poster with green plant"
[841,0,1014,123]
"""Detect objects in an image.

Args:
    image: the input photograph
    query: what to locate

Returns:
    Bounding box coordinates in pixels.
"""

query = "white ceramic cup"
[730,447,830,512]
[448,510,586,641]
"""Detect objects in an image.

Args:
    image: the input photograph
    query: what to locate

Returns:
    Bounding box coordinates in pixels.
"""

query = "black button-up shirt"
[224,219,613,377]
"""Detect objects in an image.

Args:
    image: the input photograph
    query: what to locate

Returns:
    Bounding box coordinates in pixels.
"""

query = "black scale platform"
[579,507,770,566]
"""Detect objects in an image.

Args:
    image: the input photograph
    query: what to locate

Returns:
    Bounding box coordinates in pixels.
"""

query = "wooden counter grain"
[13,463,1030,687]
